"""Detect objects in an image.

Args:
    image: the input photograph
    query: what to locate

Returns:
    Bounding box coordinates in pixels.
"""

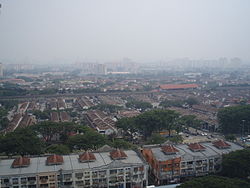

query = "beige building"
[0,148,148,188]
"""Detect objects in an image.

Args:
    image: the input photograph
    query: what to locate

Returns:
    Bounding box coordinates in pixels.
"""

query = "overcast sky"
[0,0,250,64]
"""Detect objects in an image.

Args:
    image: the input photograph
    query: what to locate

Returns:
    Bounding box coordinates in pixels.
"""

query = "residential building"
[0,63,3,77]
[0,148,148,188]
[159,84,198,90]
[85,110,117,135]
[142,140,243,185]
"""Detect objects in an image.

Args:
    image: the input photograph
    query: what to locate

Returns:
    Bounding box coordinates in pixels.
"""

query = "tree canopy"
[117,109,180,138]
[217,105,250,134]
[67,130,109,151]
[45,144,70,155]
[221,148,250,179]
[160,99,184,108]
[177,175,250,188]
[0,128,44,156]
[125,100,153,111]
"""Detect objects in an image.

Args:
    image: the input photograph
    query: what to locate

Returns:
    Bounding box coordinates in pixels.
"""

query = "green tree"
[45,144,70,155]
[217,105,250,134]
[32,110,50,120]
[221,148,250,179]
[177,175,250,188]
[67,129,109,151]
[117,109,179,139]
[111,139,135,149]
[179,115,202,131]
[0,128,44,156]
[146,133,167,144]
[32,121,81,142]
[159,99,184,108]
[225,134,236,141]
[184,97,199,107]
[126,100,153,111]
[0,100,18,110]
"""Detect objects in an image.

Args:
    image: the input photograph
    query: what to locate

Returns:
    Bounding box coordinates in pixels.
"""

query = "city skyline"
[0,0,250,64]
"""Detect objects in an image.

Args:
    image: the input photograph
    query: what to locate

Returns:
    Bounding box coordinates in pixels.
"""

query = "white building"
[0,148,148,188]
[0,63,3,77]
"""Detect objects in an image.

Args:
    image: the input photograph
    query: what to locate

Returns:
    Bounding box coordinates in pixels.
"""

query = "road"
[0,91,156,101]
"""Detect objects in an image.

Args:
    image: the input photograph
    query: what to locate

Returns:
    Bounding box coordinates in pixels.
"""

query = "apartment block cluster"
[0,147,148,188]
[0,140,244,188]
[85,110,117,135]
[142,140,242,185]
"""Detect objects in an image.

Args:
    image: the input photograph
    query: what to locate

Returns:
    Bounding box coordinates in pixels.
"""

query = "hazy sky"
[0,0,250,64]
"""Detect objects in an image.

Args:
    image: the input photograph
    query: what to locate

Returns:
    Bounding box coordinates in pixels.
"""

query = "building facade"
[0,149,148,188]
[142,140,243,185]
[0,63,3,77]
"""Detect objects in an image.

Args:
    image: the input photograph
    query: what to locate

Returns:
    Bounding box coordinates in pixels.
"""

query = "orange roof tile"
[213,140,231,149]
[110,149,127,160]
[46,154,64,165]
[79,151,96,162]
[188,143,206,151]
[160,84,198,90]
[162,145,179,154]
[12,156,30,168]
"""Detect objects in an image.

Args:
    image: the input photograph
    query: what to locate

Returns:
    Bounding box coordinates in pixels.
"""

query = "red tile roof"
[188,143,206,151]
[79,151,96,162]
[12,156,30,168]
[213,140,231,149]
[110,149,127,160]
[162,145,179,154]
[160,84,198,90]
[46,154,64,165]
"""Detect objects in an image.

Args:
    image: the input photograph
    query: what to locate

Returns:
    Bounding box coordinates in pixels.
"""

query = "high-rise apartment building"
[0,63,3,77]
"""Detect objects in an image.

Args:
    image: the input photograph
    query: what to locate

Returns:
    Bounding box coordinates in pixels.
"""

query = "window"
[75,173,83,179]
[110,169,117,174]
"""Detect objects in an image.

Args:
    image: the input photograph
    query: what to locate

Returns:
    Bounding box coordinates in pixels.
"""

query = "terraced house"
[142,140,243,185]
[0,148,148,188]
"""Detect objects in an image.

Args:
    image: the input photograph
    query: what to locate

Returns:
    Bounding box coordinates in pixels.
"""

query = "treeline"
[117,109,202,139]
[159,97,199,108]
[125,100,153,111]
[0,122,134,156]
[217,105,250,134]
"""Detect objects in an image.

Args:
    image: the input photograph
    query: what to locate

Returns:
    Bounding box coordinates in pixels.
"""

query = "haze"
[0,0,250,64]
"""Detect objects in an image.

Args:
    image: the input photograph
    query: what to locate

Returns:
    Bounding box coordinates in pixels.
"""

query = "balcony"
[39,178,48,184]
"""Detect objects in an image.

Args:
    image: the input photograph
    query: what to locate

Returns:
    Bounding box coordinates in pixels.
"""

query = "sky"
[0,0,250,64]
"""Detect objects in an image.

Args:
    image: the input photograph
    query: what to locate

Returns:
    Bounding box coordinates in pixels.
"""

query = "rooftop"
[0,150,145,177]
[145,141,243,162]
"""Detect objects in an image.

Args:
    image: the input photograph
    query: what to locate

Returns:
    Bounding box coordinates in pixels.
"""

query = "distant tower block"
[0,63,3,77]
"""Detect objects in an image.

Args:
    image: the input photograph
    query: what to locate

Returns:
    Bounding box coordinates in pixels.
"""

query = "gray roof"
[0,150,145,177]
[150,141,243,162]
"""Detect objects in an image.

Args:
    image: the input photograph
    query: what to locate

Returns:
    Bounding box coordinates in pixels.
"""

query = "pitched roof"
[161,145,179,154]
[46,154,64,165]
[97,144,114,152]
[110,149,127,160]
[188,143,206,152]
[79,151,96,163]
[12,156,30,168]
[160,84,198,90]
[213,140,231,149]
